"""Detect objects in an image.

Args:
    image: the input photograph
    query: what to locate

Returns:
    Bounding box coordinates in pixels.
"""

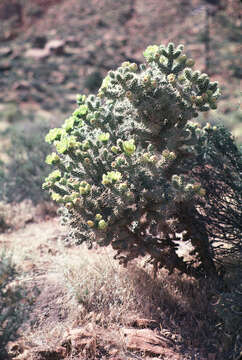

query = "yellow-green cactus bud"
[185,184,194,192]
[129,63,138,72]
[162,149,170,158]
[62,117,75,132]
[100,75,110,90]
[102,178,110,185]
[119,182,128,191]
[167,73,176,83]
[116,156,126,166]
[42,181,52,190]
[103,171,122,184]
[143,75,150,84]
[98,133,110,142]
[70,192,79,200]
[143,45,159,60]
[122,61,130,67]
[69,139,80,149]
[79,182,90,195]
[98,219,108,230]
[193,183,201,191]
[51,192,62,202]
[80,181,87,187]
[82,141,90,150]
[142,153,150,162]
[85,184,91,192]
[95,214,102,221]
[87,220,94,228]
[76,94,86,105]
[49,170,61,181]
[150,155,158,163]
[186,58,195,67]
[45,128,64,144]
[168,152,176,161]
[45,152,60,165]
[178,75,186,83]
[111,146,119,154]
[195,96,203,105]
[76,104,88,116]
[63,195,71,202]
[122,139,136,155]
[172,175,182,188]
[97,90,104,98]
[79,187,86,195]
[177,54,187,63]
[73,198,81,205]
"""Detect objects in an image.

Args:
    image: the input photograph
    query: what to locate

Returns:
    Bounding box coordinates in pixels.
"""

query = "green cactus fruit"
[122,140,136,155]
[98,220,108,230]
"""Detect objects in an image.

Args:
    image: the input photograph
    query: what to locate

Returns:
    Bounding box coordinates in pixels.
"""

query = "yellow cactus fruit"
[87,220,95,228]
[95,214,102,221]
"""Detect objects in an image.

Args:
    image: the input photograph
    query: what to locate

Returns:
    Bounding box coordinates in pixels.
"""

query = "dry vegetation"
[0,209,235,360]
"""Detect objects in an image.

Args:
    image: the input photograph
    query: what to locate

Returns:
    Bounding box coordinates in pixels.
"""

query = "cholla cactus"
[44,42,223,278]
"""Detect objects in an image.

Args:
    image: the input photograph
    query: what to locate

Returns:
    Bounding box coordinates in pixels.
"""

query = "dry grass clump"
[0,200,57,234]
[2,218,233,359]
[21,242,221,358]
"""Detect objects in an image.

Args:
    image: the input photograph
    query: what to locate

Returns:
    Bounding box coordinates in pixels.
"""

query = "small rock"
[13,81,30,91]
[7,341,25,357]
[122,328,180,358]
[0,47,12,57]
[62,327,95,351]
[25,48,50,60]
[46,39,65,55]
[65,36,79,47]
[0,61,11,71]
[127,317,159,329]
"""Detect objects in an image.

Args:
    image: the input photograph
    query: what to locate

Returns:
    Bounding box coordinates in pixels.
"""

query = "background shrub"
[1,119,52,204]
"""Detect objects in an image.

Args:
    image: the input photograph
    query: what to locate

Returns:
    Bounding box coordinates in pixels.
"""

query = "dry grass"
[1,217,234,359]
[1,199,236,359]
